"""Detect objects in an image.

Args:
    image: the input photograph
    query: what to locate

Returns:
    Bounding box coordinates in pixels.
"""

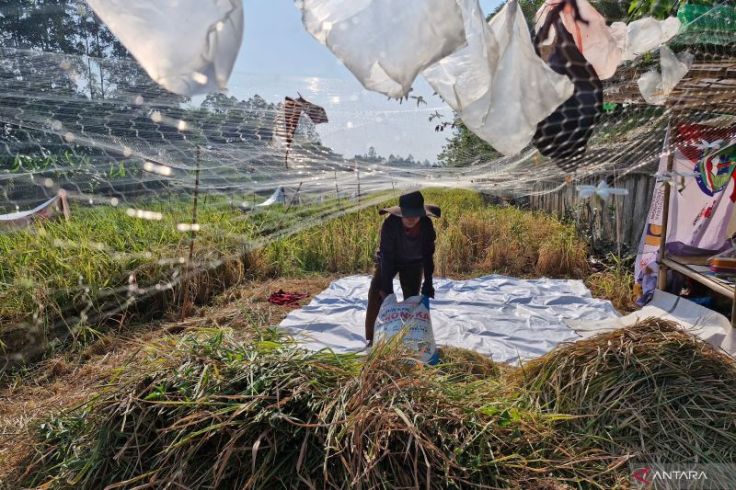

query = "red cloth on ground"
[268,289,309,306]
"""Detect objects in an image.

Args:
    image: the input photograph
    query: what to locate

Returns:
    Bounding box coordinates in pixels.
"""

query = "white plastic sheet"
[423,0,573,156]
[615,16,682,62]
[86,0,244,96]
[279,274,618,364]
[297,0,466,99]
[535,0,680,80]
[0,191,69,230]
[637,46,693,105]
[257,187,287,207]
[568,290,736,357]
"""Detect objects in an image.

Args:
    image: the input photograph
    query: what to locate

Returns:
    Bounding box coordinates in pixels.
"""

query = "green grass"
[0,194,348,327]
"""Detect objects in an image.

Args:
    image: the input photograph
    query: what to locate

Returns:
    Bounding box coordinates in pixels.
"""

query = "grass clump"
[585,254,636,312]
[18,329,625,489]
[518,318,736,463]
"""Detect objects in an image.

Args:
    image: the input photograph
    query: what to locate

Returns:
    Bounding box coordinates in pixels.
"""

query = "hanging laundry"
[423,0,573,156]
[86,0,244,96]
[667,123,736,256]
[637,46,693,105]
[535,0,681,80]
[535,0,620,80]
[297,0,467,99]
[532,4,603,170]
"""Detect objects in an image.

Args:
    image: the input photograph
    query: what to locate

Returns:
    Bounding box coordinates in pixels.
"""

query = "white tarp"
[568,290,736,357]
[86,0,244,96]
[256,186,304,207]
[298,0,467,99]
[423,0,573,156]
[257,186,288,207]
[279,274,618,364]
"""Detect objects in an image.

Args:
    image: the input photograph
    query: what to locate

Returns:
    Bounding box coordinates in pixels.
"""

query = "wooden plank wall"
[524,173,657,252]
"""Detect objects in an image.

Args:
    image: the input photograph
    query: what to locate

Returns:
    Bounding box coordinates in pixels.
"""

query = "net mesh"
[1,0,735,365]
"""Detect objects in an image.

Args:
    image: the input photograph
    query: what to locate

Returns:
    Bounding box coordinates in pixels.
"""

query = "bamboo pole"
[657,122,675,291]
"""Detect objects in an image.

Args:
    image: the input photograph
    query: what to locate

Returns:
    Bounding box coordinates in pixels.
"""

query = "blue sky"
[227,0,505,162]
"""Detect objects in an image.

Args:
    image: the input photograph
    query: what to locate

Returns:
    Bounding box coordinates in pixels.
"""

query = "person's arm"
[421,218,436,298]
[379,218,397,296]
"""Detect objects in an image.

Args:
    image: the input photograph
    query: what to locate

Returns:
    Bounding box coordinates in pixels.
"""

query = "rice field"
[1,188,604,366]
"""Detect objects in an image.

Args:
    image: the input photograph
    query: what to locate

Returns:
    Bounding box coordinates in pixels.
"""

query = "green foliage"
[437,118,502,167]
[627,0,679,20]
[0,193,336,318]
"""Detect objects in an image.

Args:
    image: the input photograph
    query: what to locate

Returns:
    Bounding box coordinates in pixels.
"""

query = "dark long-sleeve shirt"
[377,215,436,295]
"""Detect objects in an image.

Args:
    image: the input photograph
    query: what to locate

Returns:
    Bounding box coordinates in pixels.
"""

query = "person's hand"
[421,283,435,299]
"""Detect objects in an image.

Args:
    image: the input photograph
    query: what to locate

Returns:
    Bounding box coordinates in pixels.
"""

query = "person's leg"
[365,264,384,344]
[399,263,422,300]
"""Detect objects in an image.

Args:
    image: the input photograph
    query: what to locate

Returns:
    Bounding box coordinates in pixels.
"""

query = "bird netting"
[1,0,735,365]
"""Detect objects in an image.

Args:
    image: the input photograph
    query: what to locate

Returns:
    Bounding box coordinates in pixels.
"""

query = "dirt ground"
[0,275,333,485]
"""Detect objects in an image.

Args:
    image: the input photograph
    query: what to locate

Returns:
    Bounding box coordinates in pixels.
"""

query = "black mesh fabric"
[533,14,603,171]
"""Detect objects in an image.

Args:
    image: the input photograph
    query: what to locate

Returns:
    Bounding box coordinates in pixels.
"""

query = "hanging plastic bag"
[297,0,466,99]
[86,0,244,96]
[614,16,681,62]
[532,8,602,170]
[375,294,439,365]
[637,46,693,105]
[423,0,573,156]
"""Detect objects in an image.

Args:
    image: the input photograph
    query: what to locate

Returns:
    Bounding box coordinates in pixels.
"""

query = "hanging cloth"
[298,0,467,99]
[532,4,603,171]
[535,0,681,80]
[423,0,573,156]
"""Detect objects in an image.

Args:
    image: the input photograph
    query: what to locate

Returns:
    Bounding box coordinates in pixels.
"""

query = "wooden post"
[615,193,622,258]
[180,145,201,322]
[731,283,736,328]
[657,123,675,291]
[334,171,339,203]
[355,161,361,203]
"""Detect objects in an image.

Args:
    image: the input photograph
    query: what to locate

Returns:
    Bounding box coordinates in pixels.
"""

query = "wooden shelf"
[662,256,736,300]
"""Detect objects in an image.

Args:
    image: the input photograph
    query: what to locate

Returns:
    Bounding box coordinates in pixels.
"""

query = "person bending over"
[365,191,441,346]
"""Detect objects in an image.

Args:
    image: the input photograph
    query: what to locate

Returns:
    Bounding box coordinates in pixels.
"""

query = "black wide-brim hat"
[379,191,441,218]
